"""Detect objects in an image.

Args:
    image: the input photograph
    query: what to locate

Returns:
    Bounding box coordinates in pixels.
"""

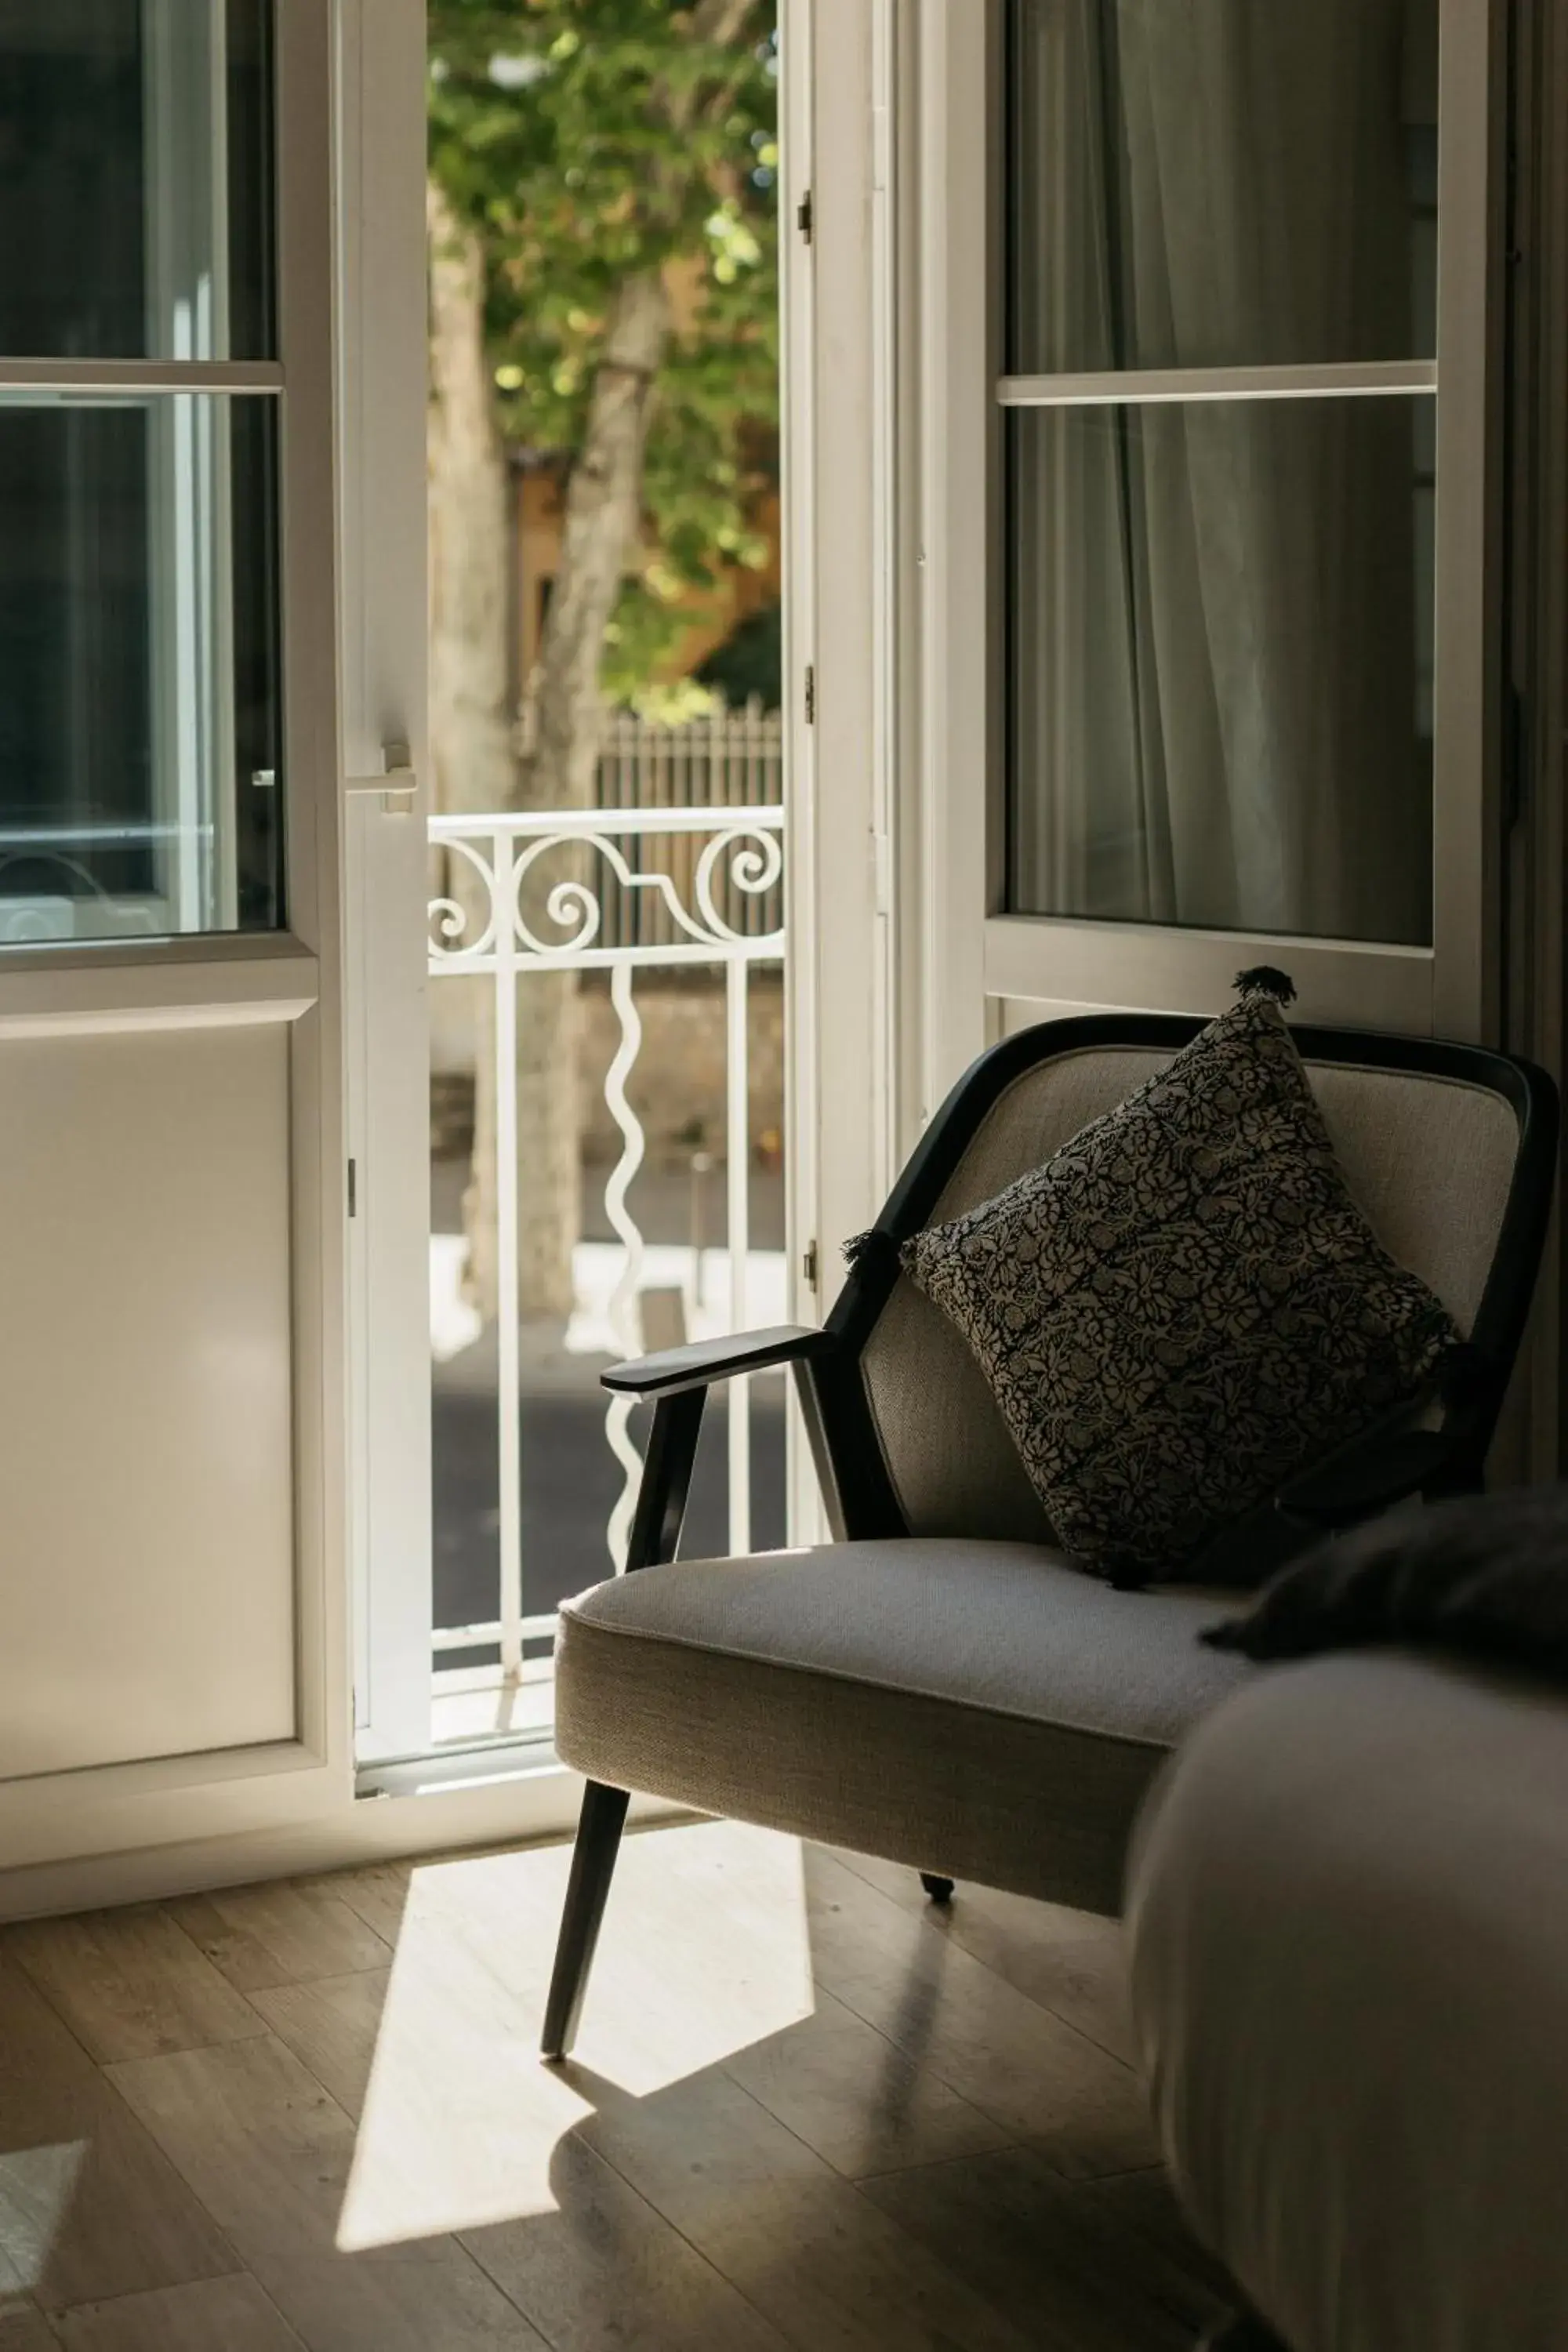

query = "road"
[431,1156,791,1664]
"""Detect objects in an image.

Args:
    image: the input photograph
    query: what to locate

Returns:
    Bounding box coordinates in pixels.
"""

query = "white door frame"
[782,0,901,1333]
[339,0,434,1766]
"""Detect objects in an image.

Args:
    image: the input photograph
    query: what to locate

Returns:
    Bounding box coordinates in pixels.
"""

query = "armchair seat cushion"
[554,1539,1251,1913]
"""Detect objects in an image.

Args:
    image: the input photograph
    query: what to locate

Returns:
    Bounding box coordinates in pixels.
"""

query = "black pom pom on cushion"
[1233,966,1298,1006]
[842,1227,900,1274]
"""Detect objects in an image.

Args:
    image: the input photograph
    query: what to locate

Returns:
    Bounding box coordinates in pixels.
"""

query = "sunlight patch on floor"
[337,1820,815,2249]
[0,2141,86,2288]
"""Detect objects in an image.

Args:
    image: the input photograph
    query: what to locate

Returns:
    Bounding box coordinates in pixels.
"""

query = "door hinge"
[873,830,892,917]
[797,188,813,244]
[804,664,816,724]
[803,1240,819,1292]
[347,1158,358,1218]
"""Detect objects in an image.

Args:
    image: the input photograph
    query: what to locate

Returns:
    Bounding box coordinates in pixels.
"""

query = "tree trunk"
[521,270,671,808]
[428,180,512,832]
[509,267,672,1319]
[515,0,758,812]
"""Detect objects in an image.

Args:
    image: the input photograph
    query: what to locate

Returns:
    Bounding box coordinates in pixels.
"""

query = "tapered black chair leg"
[541,1781,630,2061]
[920,1873,954,1904]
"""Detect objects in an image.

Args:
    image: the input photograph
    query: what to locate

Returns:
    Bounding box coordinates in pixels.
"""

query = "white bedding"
[1127,1653,1568,2352]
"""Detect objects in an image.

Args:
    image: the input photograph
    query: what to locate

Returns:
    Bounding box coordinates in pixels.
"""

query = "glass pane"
[1006,399,1435,946]
[0,0,274,359]
[1007,0,1439,375]
[0,396,283,944]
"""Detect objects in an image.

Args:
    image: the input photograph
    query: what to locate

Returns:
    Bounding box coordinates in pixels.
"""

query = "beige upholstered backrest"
[858,1045,1523,1541]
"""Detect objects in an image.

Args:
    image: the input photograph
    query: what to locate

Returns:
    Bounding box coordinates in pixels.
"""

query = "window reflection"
[0,0,274,361]
[1007,400,1433,946]
[0,398,283,945]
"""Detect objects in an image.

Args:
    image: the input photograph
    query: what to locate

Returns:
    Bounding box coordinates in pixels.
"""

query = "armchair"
[541,1014,1557,2063]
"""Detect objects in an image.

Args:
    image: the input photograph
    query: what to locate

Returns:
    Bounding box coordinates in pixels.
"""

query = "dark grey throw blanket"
[1203,1485,1568,1676]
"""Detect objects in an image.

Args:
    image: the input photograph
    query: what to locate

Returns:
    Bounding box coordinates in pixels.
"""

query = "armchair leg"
[920,1873,954,1904]
[541,1781,630,2062]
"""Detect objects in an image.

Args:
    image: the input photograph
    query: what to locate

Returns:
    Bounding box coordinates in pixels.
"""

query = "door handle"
[345,741,418,814]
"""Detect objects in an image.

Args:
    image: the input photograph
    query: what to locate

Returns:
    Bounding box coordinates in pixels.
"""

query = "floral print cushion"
[901,977,1461,1581]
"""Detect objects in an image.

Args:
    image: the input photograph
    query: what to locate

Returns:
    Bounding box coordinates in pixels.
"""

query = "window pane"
[0,0,274,359]
[1006,399,1435,946]
[0,396,283,944]
[1007,0,1439,375]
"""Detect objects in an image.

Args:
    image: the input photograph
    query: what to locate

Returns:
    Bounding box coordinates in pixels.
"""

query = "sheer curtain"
[1009,0,1432,945]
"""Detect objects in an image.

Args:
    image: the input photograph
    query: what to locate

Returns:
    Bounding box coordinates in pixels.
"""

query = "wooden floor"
[0,1821,1233,2350]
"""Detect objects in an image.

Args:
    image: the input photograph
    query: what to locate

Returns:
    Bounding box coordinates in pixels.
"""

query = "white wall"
[0,1020,297,1780]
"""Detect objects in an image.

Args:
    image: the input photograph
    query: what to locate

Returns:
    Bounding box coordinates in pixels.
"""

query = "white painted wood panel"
[0,1022,296,1780]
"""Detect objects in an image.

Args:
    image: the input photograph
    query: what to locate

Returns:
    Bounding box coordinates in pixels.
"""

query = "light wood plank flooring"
[0,1823,1233,2350]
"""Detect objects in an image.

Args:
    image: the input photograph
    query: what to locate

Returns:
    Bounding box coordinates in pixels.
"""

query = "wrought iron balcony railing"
[427,803,786,1684]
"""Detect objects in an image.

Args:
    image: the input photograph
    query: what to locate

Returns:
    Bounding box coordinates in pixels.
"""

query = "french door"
[916,0,1498,1080]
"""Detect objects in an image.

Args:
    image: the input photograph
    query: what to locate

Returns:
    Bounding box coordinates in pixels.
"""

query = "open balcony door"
[910,0,1499,1105]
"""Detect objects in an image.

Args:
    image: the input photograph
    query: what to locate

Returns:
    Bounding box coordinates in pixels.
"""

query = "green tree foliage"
[427,0,779,704]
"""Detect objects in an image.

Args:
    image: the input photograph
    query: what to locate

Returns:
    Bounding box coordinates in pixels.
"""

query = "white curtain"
[1011,0,1431,945]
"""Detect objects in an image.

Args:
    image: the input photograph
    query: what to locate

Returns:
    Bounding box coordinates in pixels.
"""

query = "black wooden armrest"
[601,1324,835,1399]
[1276,1428,1465,1531]
[609,1327,837,1571]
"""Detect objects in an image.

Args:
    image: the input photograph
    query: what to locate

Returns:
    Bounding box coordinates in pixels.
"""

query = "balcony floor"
[0,1820,1232,2348]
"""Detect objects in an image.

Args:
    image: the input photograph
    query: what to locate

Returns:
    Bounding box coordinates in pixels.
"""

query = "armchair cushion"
[901,978,1460,1581]
[554,1538,1250,1915]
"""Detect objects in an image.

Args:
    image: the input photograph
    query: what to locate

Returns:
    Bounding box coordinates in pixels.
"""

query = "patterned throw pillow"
[901,975,1461,1581]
